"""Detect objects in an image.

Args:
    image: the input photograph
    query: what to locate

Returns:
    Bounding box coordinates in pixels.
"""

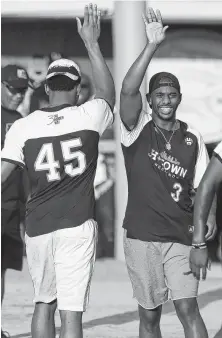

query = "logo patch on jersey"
[148,149,188,179]
[188,225,194,233]
[5,123,13,133]
[48,114,64,125]
[185,137,193,146]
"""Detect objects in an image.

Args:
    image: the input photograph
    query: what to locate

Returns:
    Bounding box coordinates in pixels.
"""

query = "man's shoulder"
[80,98,110,111]
[182,121,204,145]
[9,111,39,133]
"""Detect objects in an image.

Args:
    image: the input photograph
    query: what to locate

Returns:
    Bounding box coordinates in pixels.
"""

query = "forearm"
[193,181,217,243]
[122,42,158,95]
[85,42,115,108]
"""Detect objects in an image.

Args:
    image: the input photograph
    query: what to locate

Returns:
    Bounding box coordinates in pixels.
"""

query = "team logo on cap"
[159,76,174,86]
[17,69,28,79]
[185,137,193,146]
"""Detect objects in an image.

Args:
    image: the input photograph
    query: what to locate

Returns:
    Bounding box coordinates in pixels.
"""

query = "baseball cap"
[149,72,181,94]
[2,64,29,89]
[46,58,81,82]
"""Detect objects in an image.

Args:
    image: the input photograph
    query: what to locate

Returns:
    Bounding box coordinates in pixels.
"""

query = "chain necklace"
[153,120,178,151]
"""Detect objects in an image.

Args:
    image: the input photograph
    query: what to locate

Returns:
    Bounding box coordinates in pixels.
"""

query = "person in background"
[25,53,94,114]
[204,142,222,262]
[190,141,222,278]
[28,54,58,113]
[77,73,94,106]
[1,64,30,338]
[94,154,114,257]
[190,141,222,338]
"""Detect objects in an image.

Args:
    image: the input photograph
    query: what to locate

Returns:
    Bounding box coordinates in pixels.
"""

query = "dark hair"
[46,75,79,92]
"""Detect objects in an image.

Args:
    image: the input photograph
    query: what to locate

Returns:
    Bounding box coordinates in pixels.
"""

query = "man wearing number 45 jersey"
[1,4,115,338]
[120,8,215,338]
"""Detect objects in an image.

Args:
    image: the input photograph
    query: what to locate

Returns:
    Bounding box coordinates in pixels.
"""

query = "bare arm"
[1,161,17,183]
[120,8,168,128]
[76,4,115,110]
[193,155,222,243]
[120,43,158,128]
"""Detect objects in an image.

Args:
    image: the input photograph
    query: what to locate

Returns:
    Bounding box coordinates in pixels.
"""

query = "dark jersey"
[2,99,113,237]
[121,111,209,246]
[213,141,222,163]
[1,106,25,212]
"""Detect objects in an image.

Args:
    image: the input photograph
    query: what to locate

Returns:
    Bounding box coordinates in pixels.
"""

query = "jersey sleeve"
[82,98,114,136]
[213,141,222,163]
[121,110,151,147]
[193,132,209,189]
[1,119,25,167]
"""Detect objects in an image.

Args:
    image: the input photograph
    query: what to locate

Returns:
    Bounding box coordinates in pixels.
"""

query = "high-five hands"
[76,3,101,46]
[142,8,168,45]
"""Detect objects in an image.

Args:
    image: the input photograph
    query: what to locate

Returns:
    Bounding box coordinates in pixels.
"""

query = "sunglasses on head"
[2,82,27,95]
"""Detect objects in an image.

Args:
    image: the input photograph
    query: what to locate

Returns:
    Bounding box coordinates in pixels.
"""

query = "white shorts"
[25,220,97,312]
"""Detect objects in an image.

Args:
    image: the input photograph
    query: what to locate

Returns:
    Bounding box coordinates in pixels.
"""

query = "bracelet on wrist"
[192,242,206,247]
[192,243,207,249]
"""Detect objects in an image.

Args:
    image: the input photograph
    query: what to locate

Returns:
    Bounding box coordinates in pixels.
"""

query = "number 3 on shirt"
[34,138,86,181]
[171,182,182,202]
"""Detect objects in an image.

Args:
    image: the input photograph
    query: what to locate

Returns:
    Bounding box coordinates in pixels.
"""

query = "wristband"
[192,243,207,249]
[192,242,206,247]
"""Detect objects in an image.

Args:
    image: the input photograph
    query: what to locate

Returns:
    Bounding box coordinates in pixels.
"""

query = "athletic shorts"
[25,219,97,312]
[123,230,199,309]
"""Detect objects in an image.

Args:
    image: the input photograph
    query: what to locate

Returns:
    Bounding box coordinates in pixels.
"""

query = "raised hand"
[142,8,168,45]
[76,3,101,46]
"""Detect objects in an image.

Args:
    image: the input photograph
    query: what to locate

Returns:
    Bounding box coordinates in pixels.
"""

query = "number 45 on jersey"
[34,138,87,182]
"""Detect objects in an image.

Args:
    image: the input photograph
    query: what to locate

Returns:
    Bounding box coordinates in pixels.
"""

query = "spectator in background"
[205,142,222,262]
[1,64,30,338]
[28,53,60,113]
[77,73,94,106]
[190,141,222,280]
[25,53,94,113]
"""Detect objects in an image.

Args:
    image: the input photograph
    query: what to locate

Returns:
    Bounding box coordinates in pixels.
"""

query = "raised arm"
[76,4,115,110]
[120,8,168,128]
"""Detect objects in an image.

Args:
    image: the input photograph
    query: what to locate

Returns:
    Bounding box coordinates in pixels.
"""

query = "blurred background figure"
[77,73,94,106]
[27,52,65,113]
[28,53,50,112]
[94,154,115,258]
[22,52,94,114]
[1,64,30,338]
